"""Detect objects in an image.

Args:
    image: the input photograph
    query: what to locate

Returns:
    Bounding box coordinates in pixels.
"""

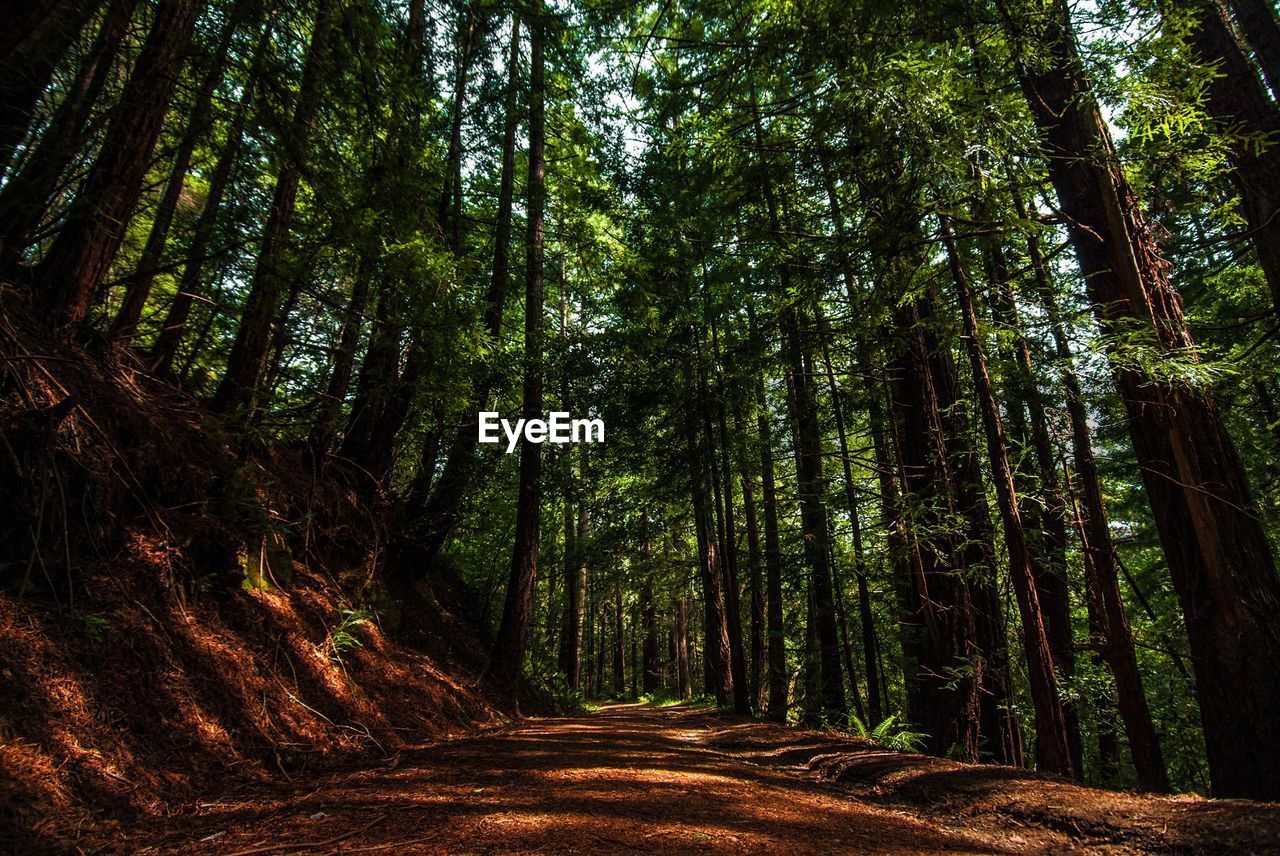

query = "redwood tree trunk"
[941,215,1074,778]
[612,586,625,695]
[111,0,253,345]
[0,0,99,172]
[756,357,788,722]
[1184,0,1280,323]
[686,366,733,705]
[736,405,765,712]
[559,497,588,689]
[817,305,883,725]
[38,0,203,331]
[0,0,138,268]
[641,576,659,694]
[782,306,846,721]
[1005,0,1280,799]
[1228,0,1280,97]
[488,3,545,702]
[674,597,691,699]
[1020,199,1171,792]
[712,325,750,714]
[151,11,273,375]
[212,0,333,415]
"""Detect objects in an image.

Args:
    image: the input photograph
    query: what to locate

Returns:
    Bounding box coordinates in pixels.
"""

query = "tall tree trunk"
[781,306,846,721]
[748,87,841,720]
[0,0,138,268]
[1228,0,1280,98]
[674,596,692,699]
[940,215,1075,778]
[413,13,521,559]
[641,577,659,694]
[712,323,750,714]
[1020,197,1171,792]
[816,305,883,724]
[1004,0,1280,799]
[150,11,273,375]
[310,255,375,453]
[437,2,480,255]
[212,0,333,415]
[1081,569,1123,785]
[686,362,733,705]
[558,495,581,687]
[887,293,983,762]
[1183,0,1280,323]
[736,408,765,712]
[37,0,202,331]
[488,3,545,702]
[641,511,659,694]
[613,585,625,695]
[978,226,1081,774]
[756,357,788,722]
[0,0,100,173]
[828,531,867,724]
[819,162,886,724]
[111,0,254,345]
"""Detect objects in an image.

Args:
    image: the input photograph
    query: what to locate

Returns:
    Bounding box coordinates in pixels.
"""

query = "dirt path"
[123,704,1279,855]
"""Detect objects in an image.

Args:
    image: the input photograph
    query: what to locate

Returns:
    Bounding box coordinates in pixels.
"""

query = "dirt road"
[124,704,1280,854]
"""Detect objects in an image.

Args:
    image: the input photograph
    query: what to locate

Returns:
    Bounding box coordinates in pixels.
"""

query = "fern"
[847,713,928,753]
[326,607,372,663]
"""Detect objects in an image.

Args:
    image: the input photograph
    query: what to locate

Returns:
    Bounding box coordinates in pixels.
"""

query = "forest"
[4,0,1280,850]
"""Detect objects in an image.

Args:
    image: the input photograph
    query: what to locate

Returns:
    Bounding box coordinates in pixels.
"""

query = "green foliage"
[79,613,114,643]
[848,713,928,753]
[325,608,373,664]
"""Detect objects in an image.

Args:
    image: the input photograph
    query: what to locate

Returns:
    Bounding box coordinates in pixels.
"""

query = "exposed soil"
[0,304,516,852]
[92,704,1280,855]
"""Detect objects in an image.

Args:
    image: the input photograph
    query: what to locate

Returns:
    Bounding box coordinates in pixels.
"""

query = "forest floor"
[108,703,1279,855]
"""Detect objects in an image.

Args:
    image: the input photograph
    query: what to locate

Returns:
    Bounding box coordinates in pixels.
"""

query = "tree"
[1002,0,1280,799]
[489,1,546,700]
[38,0,203,331]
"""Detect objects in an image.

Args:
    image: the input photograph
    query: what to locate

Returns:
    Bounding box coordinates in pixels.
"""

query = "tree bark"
[38,0,203,331]
[212,0,333,414]
[1228,0,1280,98]
[641,578,659,694]
[0,0,138,268]
[816,304,883,725]
[712,323,750,714]
[755,352,788,722]
[1018,196,1172,792]
[781,306,846,721]
[977,226,1082,774]
[736,402,766,712]
[674,596,691,699]
[613,586,625,695]
[1184,0,1280,324]
[488,2,545,702]
[310,255,375,453]
[1004,0,1280,799]
[150,10,273,375]
[686,360,734,705]
[0,0,100,173]
[110,0,254,345]
[940,215,1075,778]
[557,496,576,684]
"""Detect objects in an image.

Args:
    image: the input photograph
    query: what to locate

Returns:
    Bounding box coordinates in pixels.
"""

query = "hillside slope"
[0,294,513,851]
